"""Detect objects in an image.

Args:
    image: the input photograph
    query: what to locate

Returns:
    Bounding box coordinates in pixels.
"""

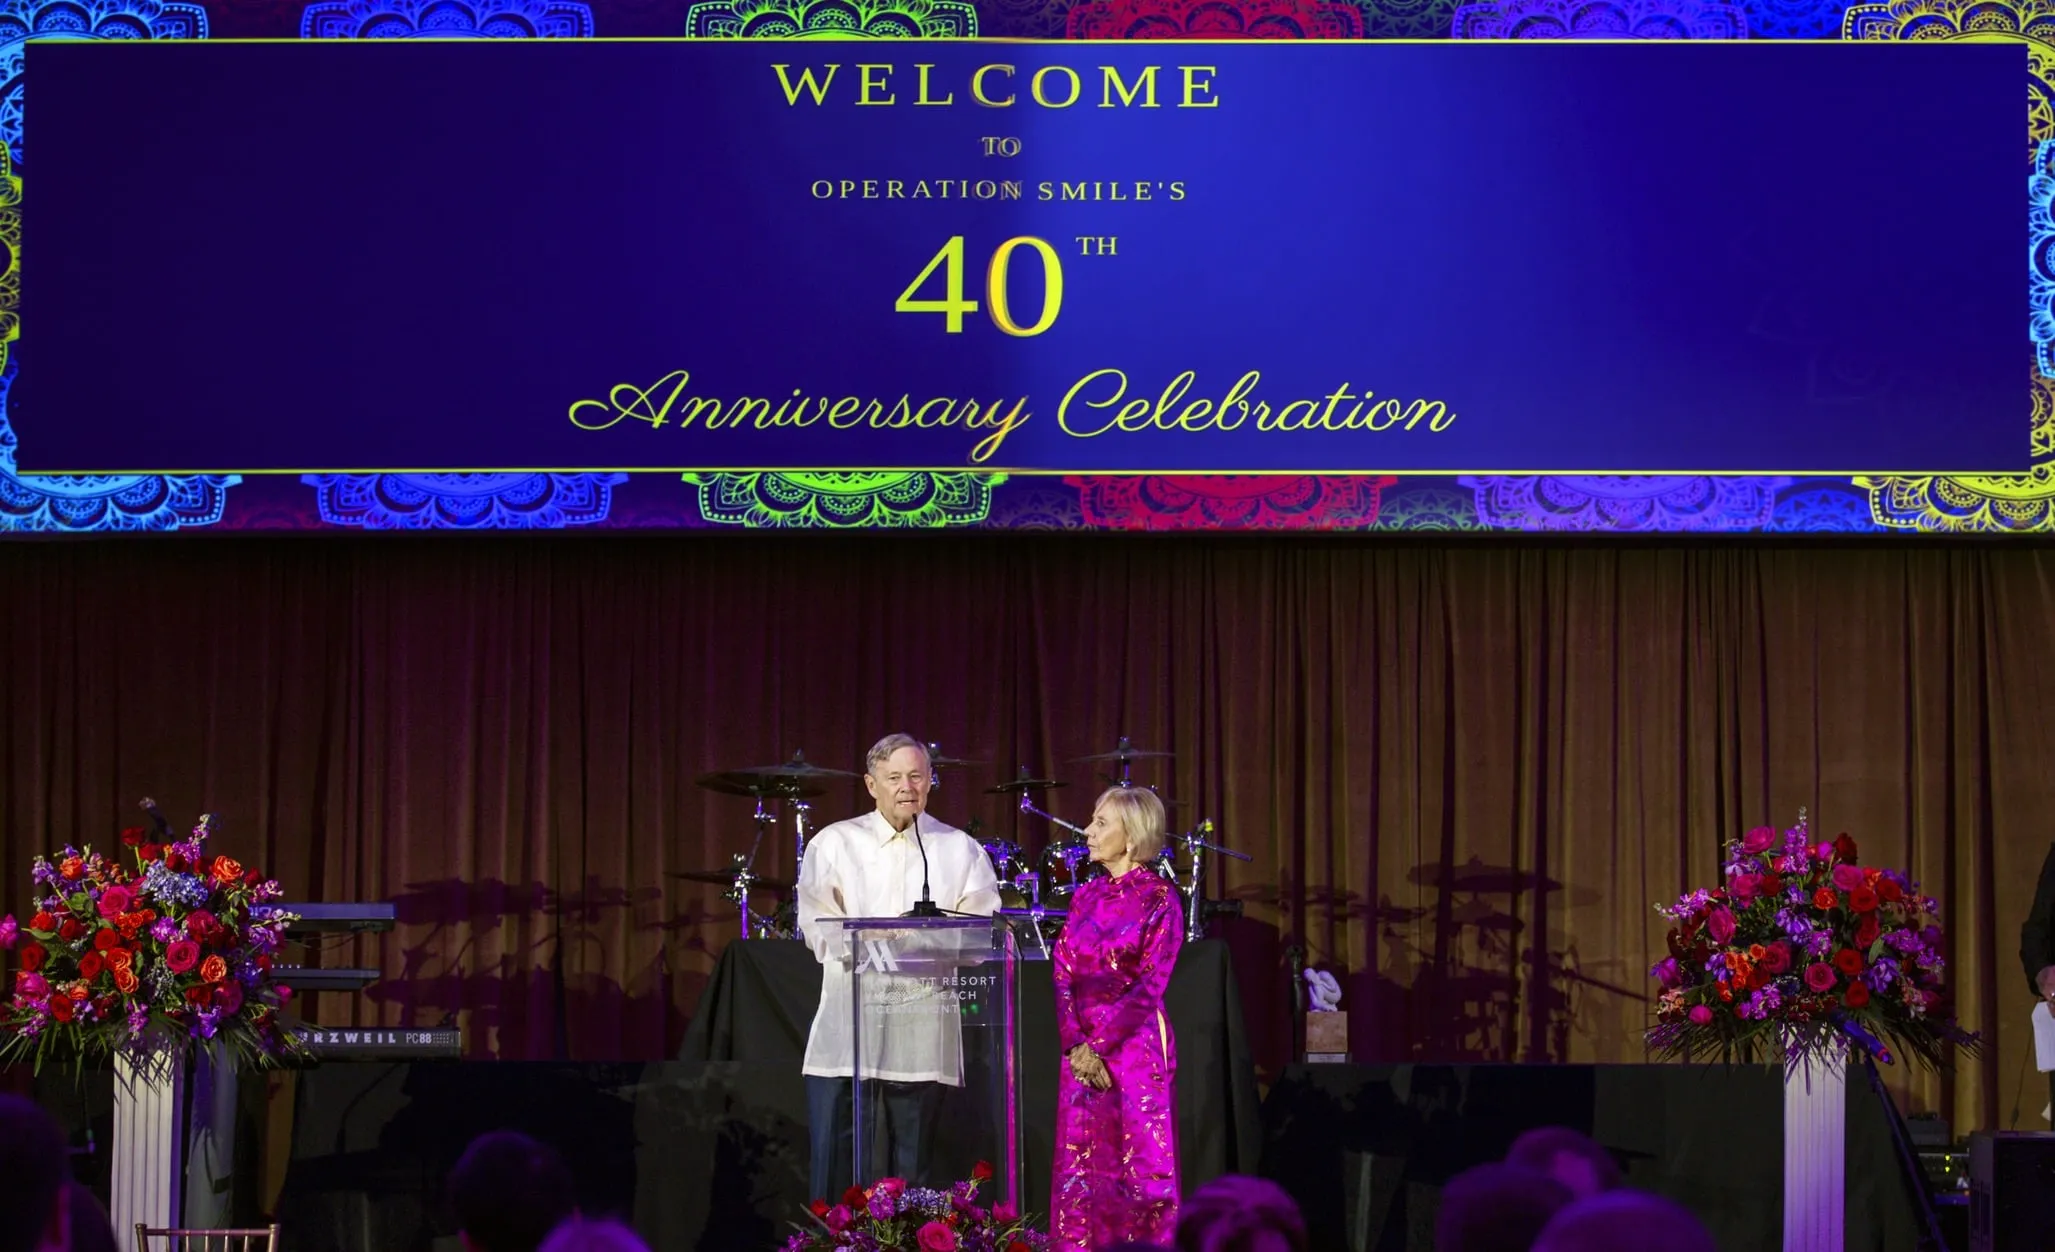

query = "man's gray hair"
[864,733,931,776]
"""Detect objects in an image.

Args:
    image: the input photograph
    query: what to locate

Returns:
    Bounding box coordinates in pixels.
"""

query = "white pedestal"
[1782,1051,1846,1252]
[112,1052,185,1241]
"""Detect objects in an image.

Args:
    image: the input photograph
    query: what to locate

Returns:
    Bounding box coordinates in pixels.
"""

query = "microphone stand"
[905,811,943,918]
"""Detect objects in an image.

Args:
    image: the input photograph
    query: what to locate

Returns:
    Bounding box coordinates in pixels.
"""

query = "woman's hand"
[1068,1044,1112,1091]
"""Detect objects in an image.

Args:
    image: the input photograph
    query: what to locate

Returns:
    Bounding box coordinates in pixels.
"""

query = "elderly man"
[797,732,1000,1201]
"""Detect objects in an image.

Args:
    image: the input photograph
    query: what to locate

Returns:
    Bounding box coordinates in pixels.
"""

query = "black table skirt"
[662,938,1263,1244]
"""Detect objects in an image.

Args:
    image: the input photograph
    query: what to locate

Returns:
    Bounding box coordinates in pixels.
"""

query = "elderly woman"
[1051,786,1185,1251]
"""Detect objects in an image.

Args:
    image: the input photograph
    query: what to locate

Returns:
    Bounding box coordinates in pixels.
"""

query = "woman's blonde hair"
[1095,786,1169,864]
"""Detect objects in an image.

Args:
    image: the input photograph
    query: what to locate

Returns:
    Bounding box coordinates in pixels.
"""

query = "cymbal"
[695,773,824,799]
[669,869,791,891]
[986,776,1066,795]
[1451,898,1523,930]
[1408,857,1564,894]
[1073,738,1173,763]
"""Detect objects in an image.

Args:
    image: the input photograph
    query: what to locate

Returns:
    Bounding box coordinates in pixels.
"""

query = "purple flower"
[150,917,181,943]
[126,1005,149,1038]
[1651,957,1681,989]
[868,1190,898,1221]
[0,915,17,949]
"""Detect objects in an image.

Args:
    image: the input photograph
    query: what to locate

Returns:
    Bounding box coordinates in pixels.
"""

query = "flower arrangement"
[784,1163,1048,1252]
[1647,812,1978,1071]
[0,800,306,1072]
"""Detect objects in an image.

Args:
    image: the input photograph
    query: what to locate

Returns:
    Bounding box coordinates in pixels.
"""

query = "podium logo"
[856,940,900,973]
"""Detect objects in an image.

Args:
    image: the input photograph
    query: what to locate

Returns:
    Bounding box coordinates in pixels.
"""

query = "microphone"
[906,810,941,918]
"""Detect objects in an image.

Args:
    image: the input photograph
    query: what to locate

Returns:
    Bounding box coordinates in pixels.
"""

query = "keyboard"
[297,1026,462,1059]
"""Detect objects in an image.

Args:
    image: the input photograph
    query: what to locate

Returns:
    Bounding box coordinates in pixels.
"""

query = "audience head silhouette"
[536,1218,651,1252]
[1505,1127,1622,1200]
[65,1187,120,1252]
[1532,1190,1718,1252]
[449,1131,579,1252]
[1435,1163,1573,1252]
[1173,1175,1307,1252]
[0,1095,70,1252]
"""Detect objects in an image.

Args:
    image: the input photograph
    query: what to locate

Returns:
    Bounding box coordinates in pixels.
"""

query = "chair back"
[135,1226,280,1252]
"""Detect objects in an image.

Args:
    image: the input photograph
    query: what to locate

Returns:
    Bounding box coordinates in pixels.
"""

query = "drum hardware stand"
[730,797,776,939]
[1173,819,1251,942]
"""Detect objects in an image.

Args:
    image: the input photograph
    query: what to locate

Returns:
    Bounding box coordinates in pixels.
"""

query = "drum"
[1041,839,1096,903]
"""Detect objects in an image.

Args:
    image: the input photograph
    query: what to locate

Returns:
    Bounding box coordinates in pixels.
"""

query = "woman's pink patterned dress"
[1050,866,1183,1252]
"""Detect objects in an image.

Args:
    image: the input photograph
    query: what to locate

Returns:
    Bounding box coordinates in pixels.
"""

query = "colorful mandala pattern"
[1458,475,1789,531]
[2034,139,2055,377]
[1371,486,1486,531]
[686,471,1004,528]
[300,0,594,37]
[1842,0,2055,163]
[986,481,1089,530]
[302,472,627,528]
[684,0,976,35]
[1348,0,1462,36]
[1740,0,1847,35]
[1065,475,1395,530]
[0,0,208,161]
[1066,0,1364,35]
[977,0,1069,35]
[1450,0,1747,37]
[1852,371,2055,532]
[1762,483,1882,533]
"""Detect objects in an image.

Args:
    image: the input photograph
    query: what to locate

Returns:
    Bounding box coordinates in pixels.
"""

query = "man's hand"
[2037,965,2055,1007]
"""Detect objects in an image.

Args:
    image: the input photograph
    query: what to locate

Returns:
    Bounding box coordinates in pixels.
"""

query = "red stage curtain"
[3,536,2051,1131]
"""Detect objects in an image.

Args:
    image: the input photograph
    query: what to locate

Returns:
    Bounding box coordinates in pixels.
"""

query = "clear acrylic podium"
[833,915,1020,1206]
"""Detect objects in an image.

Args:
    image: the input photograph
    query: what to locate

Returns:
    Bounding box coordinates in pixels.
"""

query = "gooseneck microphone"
[906,809,941,918]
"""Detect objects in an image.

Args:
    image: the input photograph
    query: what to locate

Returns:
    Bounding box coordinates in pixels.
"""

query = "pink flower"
[1741,827,1777,855]
[1729,874,1757,903]
[165,939,201,974]
[992,1202,1019,1224]
[0,915,16,949]
[1831,864,1864,892]
[1688,1005,1713,1025]
[1653,957,1681,989]
[1706,908,1736,945]
[917,1221,959,1252]
[1814,842,1835,863]
[95,886,135,920]
[822,1205,852,1234]
[873,1177,907,1198]
[1804,962,1837,992]
[14,971,49,1001]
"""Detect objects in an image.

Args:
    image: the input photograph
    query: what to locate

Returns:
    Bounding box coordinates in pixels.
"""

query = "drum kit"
[671,737,1250,948]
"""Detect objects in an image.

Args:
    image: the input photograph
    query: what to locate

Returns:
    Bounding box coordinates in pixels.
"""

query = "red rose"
[210,857,244,886]
[106,947,133,970]
[1878,879,1903,903]
[30,912,54,933]
[93,928,119,952]
[18,942,44,972]
[114,967,139,995]
[1845,982,1871,1008]
[78,952,104,981]
[256,954,272,970]
[165,939,201,974]
[244,867,263,886]
[49,995,74,1022]
[215,981,244,1014]
[163,850,185,872]
[1812,889,1837,911]
[1856,914,1881,948]
[199,955,228,984]
[139,843,163,864]
[1834,948,1864,976]
[971,1160,993,1182]
[185,985,212,1006]
[1008,1244,1030,1252]
[1833,833,1858,863]
[58,919,83,943]
[120,826,146,847]
[1849,886,1879,914]
[1759,873,1783,894]
[808,1199,829,1219]
[842,1186,868,1208]
[1760,942,1792,974]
